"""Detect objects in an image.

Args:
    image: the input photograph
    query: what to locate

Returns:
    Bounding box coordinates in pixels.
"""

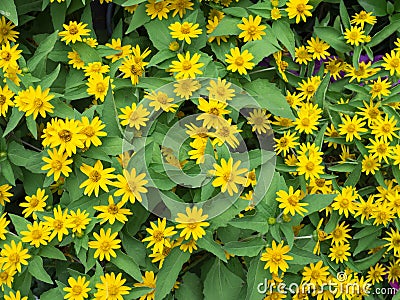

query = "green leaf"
[243,79,295,119]
[27,31,59,72]
[50,1,67,31]
[112,250,142,281]
[39,287,64,300]
[245,257,269,300]
[39,245,66,261]
[223,237,265,257]
[197,232,228,262]
[339,0,350,28]
[26,115,38,139]
[7,141,38,167]
[328,162,358,172]
[314,74,330,109]
[203,258,244,300]
[344,159,362,187]
[358,0,388,16]
[223,7,248,18]
[303,194,336,216]
[28,256,53,284]
[126,3,149,34]
[209,16,241,36]
[353,248,386,270]
[9,214,30,235]
[1,0,18,25]
[41,64,61,90]
[154,248,190,300]
[242,35,280,65]
[175,272,203,300]
[102,88,122,137]
[148,50,176,67]
[228,214,269,234]
[1,159,15,185]
[71,42,102,64]
[369,19,400,47]
[314,27,352,53]
[127,287,154,299]
[271,20,295,58]
[3,107,24,137]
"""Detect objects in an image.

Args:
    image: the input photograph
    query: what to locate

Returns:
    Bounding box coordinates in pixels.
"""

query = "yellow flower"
[331,186,358,218]
[0,268,16,289]
[188,137,207,164]
[306,37,330,60]
[83,62,109,77]
[328,221,351,246]
[94,272,131,300]
[324,57,345,80]
[3,66,22,86]
[338,114,367,142]
[105,38,132,63]
[344,26,366,46]
[357,100,382,125]
[276,186,308,216]
[146,90,178,112]
[179,238,198,253]
[86,73,111,102]
[366,137,393,163]
[286,0,313,23]
[0,240,30,273]
[382,50,400,76]
[113,168,148,204]
[174,78,201,100]
[83,37,98,47]
[79,116,107,148]
[51,118,86,156]
[68,50,85,69]
[302,261,329,286]
[294,45,312,64]
[369,77,391,100]
[175,207,209,240]
[0,184,13,206]
[169,21,202,44]
[247,108,271,134]
[58,21,90,45]
[20,221,50,248]
[0,16,19,44]
[4,291,28,300]
[0,84,14,117]
[79,160,116,197]
[237,15,266,42]
[20,188,47,220]
[15,85,54,119]
[225,47,255,75]
[119,103,150,130]
[271,7,282,20]
[142,218,177,253]
[41,148,73,181]
[89,228,121,261]
[0,42,22,71]
[146,0,170,20]
[210,118,241,148]
[63,276,91,300]
[366,263,387,285]
[296,75,321,100]
[274,130,299,156]
[294,110,319,134]
[0,213,9,240]
[361,154,380,175]
[207,78,234,103]
[169,0,194,17]
[196,97,230,129]
[296,155,324,180]
[212,157,248,196]
[67,209,91,234]
[94,195,132,225]
[260,240,293,273]
[345,61,378,82]
[351,10,376,27]
[134,271,156,300]
[328,243,350,264]
[170,51,204,79]
[43,205,71,242]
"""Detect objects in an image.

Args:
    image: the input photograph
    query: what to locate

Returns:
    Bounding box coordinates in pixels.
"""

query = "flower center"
[235,56,244,66]
[30,197,39,208]
[391,58,400,68]
[96,83,105,93]
[101,241,111,251]
[108,204,119,214]
[279,137,288,147]
[9,253,20,263]
[350,32,359,40]
[305,162,315,171]
[340,198,349,207]
[218,127,230,137]
[59,129,72,142]
[180,24,191,35]
[332,228,342,238]
[82,126,95,137]
[296,4,306,13]
[154,2,164,11]
[182,60,192,71]
[248,25,257,35]
[382,124,391,133]
[153,230,164,242]
[315,179,325,187]
[69,25,79,35]
[51,160,62,171]
[90,170,101,182]
[0,271,8,281]
[346,124,356,133]
[209,107,220,115]
[311,270,320,279]
[31,229,42,240]
[0,51,11,61]
[287,195,298,206]
[53,219,64,230]
[271,253,282,264]
[0,95,5,105]
[377,144,387,154]
[108,284,119,296]
[72,285,83,295]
